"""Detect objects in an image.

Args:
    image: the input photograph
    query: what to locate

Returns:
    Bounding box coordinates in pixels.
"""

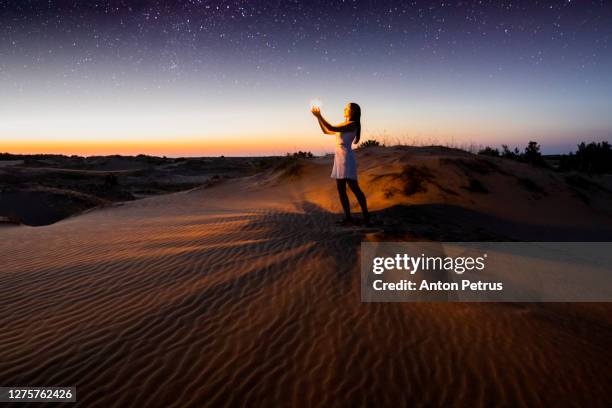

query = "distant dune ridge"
[0,146,611,407]
[0,155,266,226]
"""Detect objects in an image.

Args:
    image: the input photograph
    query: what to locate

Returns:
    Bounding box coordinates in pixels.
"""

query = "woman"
[311,102,370,226]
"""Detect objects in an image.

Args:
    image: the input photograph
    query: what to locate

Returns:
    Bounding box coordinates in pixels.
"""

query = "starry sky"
[1,0,611,156]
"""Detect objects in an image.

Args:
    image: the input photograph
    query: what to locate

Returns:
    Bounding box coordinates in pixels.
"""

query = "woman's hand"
[310,106,322,117]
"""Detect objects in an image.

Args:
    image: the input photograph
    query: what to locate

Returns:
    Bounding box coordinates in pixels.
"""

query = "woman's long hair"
[348,102,361,144]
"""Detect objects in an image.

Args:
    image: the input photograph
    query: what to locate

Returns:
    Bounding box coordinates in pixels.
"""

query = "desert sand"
[0,146,611,407]
[0,155,273,226]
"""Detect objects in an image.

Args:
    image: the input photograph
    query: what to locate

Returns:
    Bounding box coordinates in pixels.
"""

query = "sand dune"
[0,155,268,226]
[1,147,611,407]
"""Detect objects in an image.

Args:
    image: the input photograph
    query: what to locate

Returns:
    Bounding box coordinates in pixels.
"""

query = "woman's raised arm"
[315,116,335,135]
[311,107,357,134]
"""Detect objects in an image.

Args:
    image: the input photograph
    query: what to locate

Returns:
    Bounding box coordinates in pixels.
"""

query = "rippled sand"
[1,148,611,407]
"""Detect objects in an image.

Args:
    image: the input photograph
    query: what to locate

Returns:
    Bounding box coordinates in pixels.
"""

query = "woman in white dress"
[311,102,370,226]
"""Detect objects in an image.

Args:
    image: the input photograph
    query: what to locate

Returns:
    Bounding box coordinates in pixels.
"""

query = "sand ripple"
[0,184,611,407]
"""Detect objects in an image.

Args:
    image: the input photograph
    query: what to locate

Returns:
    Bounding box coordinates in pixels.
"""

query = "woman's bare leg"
[347,179,370,223]
[336,179,352,220]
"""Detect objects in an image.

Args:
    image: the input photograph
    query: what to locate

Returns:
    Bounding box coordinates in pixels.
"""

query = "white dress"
[330,129,358,180]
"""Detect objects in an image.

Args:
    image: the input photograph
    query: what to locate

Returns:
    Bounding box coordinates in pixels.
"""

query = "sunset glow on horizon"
[1,1,611,156]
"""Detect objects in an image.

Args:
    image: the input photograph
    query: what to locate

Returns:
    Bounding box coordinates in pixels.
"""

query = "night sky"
[1,1,611,155]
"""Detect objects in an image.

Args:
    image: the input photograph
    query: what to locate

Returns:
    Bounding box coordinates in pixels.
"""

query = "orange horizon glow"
[0,136,334,157]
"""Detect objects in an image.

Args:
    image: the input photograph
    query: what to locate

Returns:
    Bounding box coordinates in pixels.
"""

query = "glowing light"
[310,98,322,109]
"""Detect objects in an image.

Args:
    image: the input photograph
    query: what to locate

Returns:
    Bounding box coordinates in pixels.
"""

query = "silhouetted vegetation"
[135,154,166,166]
[287,151,314,159]
[477,146,500,157]
[359,139,383,148]
[0,153,66,161]
[501,144,521,160]
[522,141,546,166]
[478,140,612,172]
[558,142,612,174]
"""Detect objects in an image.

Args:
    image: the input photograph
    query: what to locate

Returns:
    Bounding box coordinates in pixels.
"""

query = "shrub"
[523,141,546,167]
[287,151,314,159]
[478,146,500,157]
[501,144,520,160]
[359,139,382,148]
[493,142,546,167]
[559,141,612,174]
